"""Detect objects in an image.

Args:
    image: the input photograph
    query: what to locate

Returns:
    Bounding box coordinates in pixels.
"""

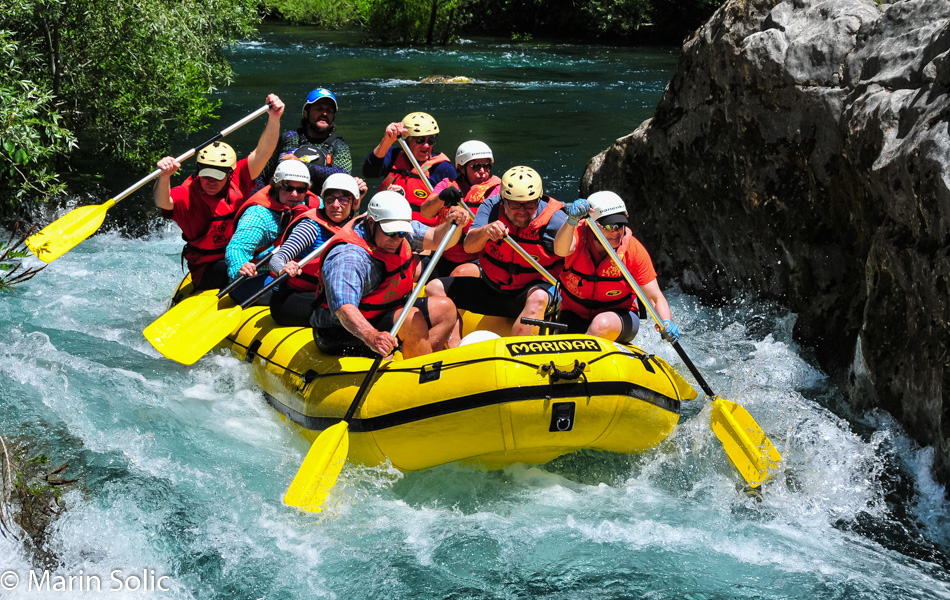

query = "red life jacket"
[480,197,565,291]
[380,151,450,226]
[176,176,246,277]
[438,176,501,264]
[317,217,414,319]
[559,223,639,319]
[276,208,345,293]
[233,185,315,251]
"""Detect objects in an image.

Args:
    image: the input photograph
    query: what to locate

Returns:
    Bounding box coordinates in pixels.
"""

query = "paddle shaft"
[341,222,460,423]
[113,104,271,207]
[238,239,331,308]
[215,245,279,299]
[587,219,716,397]
[395,137,556,285]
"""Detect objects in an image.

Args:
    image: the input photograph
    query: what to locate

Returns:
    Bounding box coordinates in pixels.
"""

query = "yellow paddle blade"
[26,200,116,263]
[711,397,782,488]
[284,421,350,513]
[143,295,243,365]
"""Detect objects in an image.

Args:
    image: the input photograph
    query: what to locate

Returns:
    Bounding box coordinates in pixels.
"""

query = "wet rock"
[582,0,950,489]
[420,75,472,84]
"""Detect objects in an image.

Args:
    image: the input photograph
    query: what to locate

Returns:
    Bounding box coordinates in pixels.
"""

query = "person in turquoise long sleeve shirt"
[225,159,317,282]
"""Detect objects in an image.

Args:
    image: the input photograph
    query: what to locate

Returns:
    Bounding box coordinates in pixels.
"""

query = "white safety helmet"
[455,140,493,167]
[273,159,312,187]
[367,191,413,234]
[587,191,628,221]
[321,173,360,200]
[588,191,629,229]
[501,166,543,202]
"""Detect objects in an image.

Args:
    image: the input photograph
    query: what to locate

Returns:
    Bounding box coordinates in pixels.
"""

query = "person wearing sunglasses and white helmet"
[154,93,285,290]
[225,158,319,286]
[553,191,680,344]
[260,87,353,191]
[362,112,458,226]
[311,191,471,359]
[426,166,568,337]
[418,140,501,278]
[266,173,368,326]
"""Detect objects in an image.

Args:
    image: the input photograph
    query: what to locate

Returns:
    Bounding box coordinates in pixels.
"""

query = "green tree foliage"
[361,0,472,44]
[0,0,260,216]
[266,0,363,28]
[0,28,76,209]
[0,224,45,291]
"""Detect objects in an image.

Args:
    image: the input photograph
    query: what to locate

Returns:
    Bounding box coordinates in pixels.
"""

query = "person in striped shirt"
[267,173,367,326]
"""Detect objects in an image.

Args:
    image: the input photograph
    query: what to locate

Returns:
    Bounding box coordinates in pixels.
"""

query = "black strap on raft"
[540,359,591,403]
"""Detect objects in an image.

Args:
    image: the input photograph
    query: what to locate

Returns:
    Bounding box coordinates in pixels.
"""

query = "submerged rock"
[420,75,472,84]
[582,0,950,489]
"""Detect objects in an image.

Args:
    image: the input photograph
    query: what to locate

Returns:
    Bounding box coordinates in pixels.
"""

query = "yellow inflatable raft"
[169,278,697,471]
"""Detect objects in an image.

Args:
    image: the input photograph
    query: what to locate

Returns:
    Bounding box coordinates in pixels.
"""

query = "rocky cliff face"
[581,0,950,487]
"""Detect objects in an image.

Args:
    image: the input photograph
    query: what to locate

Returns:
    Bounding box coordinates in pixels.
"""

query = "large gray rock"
[582,0,950,488]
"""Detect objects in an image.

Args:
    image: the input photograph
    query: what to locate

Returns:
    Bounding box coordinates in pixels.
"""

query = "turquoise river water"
[1,25,949,600]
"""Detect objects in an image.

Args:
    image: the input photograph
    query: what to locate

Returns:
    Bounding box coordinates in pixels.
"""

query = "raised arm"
[153,156,181,211]
[246,94,285,180]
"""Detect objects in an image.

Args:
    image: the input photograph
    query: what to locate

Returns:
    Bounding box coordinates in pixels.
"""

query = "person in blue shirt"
[226,159,317,281]
[312,191,470,359]
[267,173,367,326]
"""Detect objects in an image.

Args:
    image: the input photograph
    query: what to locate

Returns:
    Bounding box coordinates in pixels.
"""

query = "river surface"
[2,25,950,600]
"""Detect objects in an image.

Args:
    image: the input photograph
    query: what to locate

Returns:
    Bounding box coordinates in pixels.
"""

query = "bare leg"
[586,312,623,341]
[424,296,460,350]
[511,286,549,336]
[425,277,446,297]
[449,262,480,278]
[394,306,433,359]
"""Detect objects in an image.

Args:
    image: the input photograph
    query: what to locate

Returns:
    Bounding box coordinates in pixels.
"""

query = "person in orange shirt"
[553,191,679,344]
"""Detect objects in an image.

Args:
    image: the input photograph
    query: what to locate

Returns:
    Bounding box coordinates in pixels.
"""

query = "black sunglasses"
[282,183,309,194]
[382,230,409,239]
[412,136,437,146]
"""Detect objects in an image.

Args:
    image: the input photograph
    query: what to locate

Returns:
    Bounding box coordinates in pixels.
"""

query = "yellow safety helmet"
[501,166,542,202]
[402,112,440,137]
[196,141,237,179]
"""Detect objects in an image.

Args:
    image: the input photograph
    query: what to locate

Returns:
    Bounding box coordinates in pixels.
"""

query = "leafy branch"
[0,223,45,291]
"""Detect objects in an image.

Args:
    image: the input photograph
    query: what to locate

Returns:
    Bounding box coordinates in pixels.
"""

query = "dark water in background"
[4,24,950,600]
[177,24,676,202]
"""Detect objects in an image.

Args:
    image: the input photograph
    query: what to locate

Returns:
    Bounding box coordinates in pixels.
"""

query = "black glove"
[439,186,462,207]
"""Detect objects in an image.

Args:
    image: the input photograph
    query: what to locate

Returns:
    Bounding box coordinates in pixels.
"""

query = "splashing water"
[0,230,946,599]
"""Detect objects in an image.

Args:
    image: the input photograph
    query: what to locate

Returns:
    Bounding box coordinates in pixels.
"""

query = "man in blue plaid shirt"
[312,191,470,359]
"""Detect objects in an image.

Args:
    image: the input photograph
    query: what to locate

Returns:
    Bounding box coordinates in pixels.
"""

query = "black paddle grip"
[671,341,716,398]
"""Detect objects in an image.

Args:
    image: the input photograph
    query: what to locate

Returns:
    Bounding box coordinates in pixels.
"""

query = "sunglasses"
[411,136,437,146]
[382,230,409,239]
[282,183,309,194]
[323,193,353,205]
[600,223,625,231]
[505,198,539,211]
[468,162,492,172]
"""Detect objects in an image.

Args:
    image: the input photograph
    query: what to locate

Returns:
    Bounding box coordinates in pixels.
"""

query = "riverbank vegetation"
[0,0,259,220]
[266,0,723,45]
[0,224,44,291]
[1,435,77,568]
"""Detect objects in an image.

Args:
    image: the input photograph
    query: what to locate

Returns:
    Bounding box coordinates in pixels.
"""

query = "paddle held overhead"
[25,105,272,263]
